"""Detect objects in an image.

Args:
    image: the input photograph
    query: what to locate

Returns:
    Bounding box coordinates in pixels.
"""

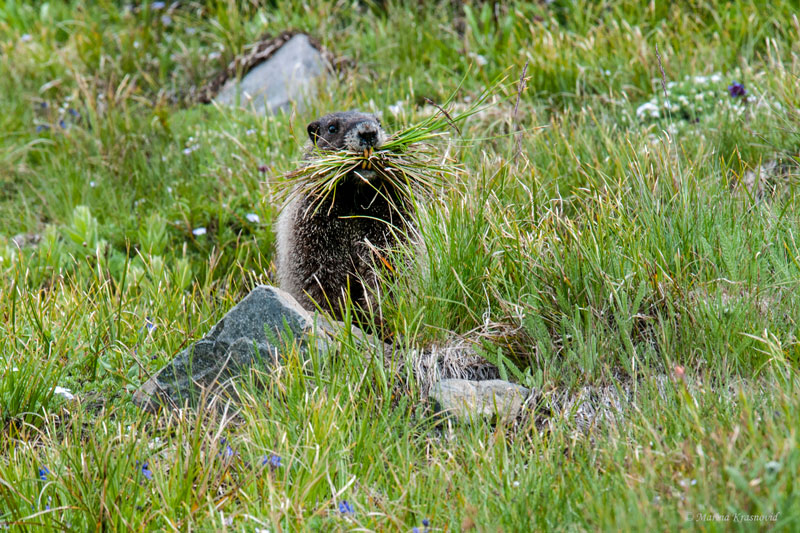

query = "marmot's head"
[307,111,386,153]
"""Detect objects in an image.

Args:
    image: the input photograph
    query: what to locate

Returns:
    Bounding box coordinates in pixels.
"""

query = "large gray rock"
[214,34,328,115]
[430,379,530,422]
[133,285,334,412]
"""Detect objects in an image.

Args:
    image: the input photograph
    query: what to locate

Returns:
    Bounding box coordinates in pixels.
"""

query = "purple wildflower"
[422,518,430,527]
[150,1,166,10]
[219,438,234,458]
[728,82,747,98]
[339,500,354,514]
[68,108,79,118]
[58,119,66,129]
[36,124,50,133]
[136,460,153,480]
[413,528,420,533]
[39,102,48,109]
[38,466,50,481]
[262,454,281,468]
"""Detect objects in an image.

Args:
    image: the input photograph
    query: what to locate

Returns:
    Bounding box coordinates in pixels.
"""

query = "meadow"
[0,1,799,530]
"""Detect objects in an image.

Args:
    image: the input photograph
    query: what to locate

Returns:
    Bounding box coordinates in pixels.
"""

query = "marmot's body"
[276,111,410,321]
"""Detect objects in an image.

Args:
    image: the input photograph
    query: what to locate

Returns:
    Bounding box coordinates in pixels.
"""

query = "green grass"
[1,0,799,530]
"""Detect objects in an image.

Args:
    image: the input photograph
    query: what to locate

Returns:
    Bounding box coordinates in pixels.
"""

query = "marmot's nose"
[358,130,378,148]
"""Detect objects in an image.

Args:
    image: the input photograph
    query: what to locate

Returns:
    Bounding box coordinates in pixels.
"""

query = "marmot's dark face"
[307,111,386,153]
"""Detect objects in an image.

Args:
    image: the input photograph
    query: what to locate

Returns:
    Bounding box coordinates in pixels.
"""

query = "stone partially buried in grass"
[133,285,338,412]
[209,32,330,115]
[430,379,531,423]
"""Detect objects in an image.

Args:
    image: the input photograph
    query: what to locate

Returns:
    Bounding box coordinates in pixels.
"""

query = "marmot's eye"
[328,124,338,134]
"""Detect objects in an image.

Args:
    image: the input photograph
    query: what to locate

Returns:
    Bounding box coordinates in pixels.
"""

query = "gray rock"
[133,285,334,412]
[214,34,328,115]
[430,379,530,422]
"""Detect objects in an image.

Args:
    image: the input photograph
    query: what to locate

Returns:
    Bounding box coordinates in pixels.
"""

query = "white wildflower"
[636,102,660,119]
[693,75,708,84]
[467,52,488,66]
[245,213,260,224]
[53,386,75,400]
[388,100,405,115]
[192,227,207,236]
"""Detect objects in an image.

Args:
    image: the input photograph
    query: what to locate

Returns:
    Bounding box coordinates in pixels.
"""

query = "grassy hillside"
[1,1,798,530]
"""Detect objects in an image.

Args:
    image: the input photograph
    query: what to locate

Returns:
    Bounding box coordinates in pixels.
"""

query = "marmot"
[276,111,411,323]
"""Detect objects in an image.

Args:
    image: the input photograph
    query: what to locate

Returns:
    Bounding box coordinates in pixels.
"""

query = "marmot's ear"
[307,121,321,144]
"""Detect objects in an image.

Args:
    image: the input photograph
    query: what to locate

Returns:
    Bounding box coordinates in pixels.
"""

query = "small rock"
[430,379,530,422]
[214,34,328,115]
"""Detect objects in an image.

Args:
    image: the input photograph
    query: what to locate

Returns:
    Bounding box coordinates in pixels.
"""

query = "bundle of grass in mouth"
[280,99,488,218]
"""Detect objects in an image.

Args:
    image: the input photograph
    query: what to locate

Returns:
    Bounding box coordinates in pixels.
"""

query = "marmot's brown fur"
[276,111,411,323]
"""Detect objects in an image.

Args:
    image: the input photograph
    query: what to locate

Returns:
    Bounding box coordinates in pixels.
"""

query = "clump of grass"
[279,88,495,216]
